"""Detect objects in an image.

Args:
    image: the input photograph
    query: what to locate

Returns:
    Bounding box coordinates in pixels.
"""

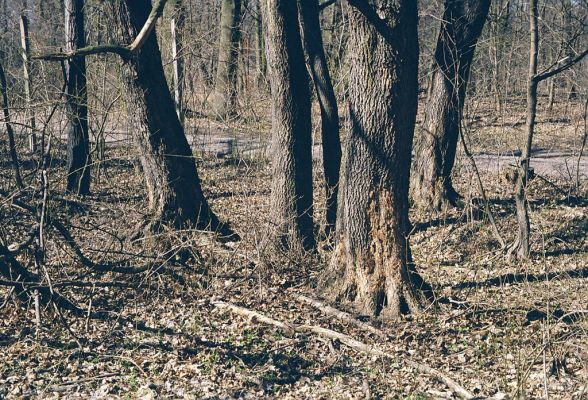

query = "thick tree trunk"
[263,0,315,252]
[509,0,538,260]
[64,0,91,195]
[114,0,231,237]
[210,0,241,119]
[298,0,341,236]
[411,0,490,210]
[0,61,23,189]
[325,0,432,318]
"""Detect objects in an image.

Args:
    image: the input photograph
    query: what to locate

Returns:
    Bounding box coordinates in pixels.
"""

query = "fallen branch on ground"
[212,300,476,399]
[292,294,385,337]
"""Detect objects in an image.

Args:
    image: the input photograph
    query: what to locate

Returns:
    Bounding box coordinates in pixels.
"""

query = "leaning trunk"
[114,0,230,236]
[298,0,341,236]
[263,0,315,252]
[325,0,432,318]
[64,0,91,195]
[210,0,241,119]
[411,0,491,210]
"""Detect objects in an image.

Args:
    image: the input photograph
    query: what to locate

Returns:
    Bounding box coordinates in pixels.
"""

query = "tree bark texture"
[113,0,230,236]
[411,0,490,210]
[263,0,315,251]
[326,0,432,318]
[509,0,538,260]
[64,0,91,195]
[298,0,341,237]
[210,0,241,119]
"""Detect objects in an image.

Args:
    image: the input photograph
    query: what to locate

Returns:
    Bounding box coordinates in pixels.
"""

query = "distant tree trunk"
[170,0,185,125]
[114,0,232,236]
[325,0,432,318]
[509,0,538,260]
[64,0,91,195]
[254,0,266,84]
[411,0,491,210]
[263,0,315,251]
[0,61,23,189]
[19,13,36,153]
[210,0,241,119]
[298,0,341,236]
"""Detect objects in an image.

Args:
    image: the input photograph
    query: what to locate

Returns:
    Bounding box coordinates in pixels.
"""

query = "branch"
[319,0,337,11]
[534,47,588,82]
[33,0,168,61]
[214,301,476,399]
[129,0,168,53]
[345,0,396,42]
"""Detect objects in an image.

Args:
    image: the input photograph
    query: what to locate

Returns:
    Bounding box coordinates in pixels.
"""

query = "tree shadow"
[450,265,588,290]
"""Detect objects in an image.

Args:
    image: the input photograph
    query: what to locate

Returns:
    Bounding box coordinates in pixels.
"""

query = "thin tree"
[298,0,341,236]
[264,0,315,251]
[509,0,588,259]
[64,0,91,195]
[210,0,241,119]
[170,0,185,125]
[411,0,491,210]
[19,12,36,153]
[324,0,432,318]
[0,61,23,188]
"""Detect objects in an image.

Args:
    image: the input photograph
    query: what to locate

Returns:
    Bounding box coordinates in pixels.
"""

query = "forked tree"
[264,0,315,251]
[210,0,241,119]
[298,0,341,236]
[324,0,432,318]
[411,0,491,210]
[64,0,91,195]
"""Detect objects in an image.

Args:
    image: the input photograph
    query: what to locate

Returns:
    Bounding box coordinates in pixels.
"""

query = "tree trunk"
[509,0,538,260]
[0,61,24,189]
[325,0,432,318]
[263,0,315,252]
[298,0,341,236]
[411,0,491,211]
[64,0,91,195]
[210,0,241,119]
[254,0,266,85]
[170,0,185,125]
[113,0,232,237]
[19,13,36,153]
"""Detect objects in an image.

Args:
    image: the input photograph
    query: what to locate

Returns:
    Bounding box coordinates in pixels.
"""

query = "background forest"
[0,0,587,398]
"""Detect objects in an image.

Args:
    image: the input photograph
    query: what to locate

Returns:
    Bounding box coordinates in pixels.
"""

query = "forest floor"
[0,98,587,399]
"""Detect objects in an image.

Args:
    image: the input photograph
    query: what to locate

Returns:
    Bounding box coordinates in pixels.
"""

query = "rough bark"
[411,0,491,210]
[64,0,91,195]
[113,0,232,237]
[298,0,341,236]
[263,0,315,251]
[210,0,241,119]
[325,0,432,318]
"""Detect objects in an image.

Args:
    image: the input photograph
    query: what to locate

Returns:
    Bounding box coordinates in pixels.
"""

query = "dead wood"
[213,300,476,399]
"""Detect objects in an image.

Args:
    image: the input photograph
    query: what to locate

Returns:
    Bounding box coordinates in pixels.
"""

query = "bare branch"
[33,0,168,61]
[534,46,588,82]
